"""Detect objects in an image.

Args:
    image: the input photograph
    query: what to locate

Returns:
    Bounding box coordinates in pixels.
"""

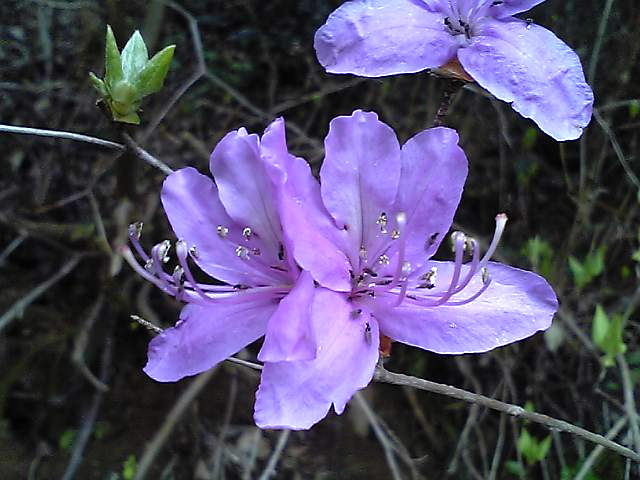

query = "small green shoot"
[592,305,627,367]
[568,246,606,291]
[90,26,175,124]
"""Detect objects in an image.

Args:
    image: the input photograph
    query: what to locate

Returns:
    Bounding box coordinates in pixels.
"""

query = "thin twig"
[373,366,640,462]
[574,416,628,480]
[0,124,124,151]
[61,334,113,480]
[141,0,207,141]
[134,367,218,480]
[257,430,290,480]
[0,233,27,267]
[72,293,109,392]
[354,392,405,480]
[0,255,82,333]
[121,133,174,175]
[618,355,640,453]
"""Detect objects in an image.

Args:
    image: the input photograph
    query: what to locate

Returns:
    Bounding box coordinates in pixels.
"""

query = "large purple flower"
[254,110,557,429]
[124,112,557,430]
[314,0,594,141]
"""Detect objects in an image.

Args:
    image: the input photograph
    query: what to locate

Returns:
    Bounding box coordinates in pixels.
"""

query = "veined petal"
[144,299,278,382]
[373,261,558,354]
[320,110,402,267]
[314,0,459,77]
[458,18,593,141]
[262,119,351,292]
[254,289,379,430]
[487,0,547,18]
[397,127,468,271]
[210,128,283,253]
[161,168,282,286]
[258,272,317,362]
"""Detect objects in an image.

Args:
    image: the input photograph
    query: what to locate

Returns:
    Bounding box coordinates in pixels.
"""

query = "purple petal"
[396,127,468,271]
[144,299,278,382]
[314,0,458,77]
[261,119,352,292]
[320,110,402,266]
[372,261,558,354]
[458,18,593,141]
[254,289,379,430]
[487,0,547,18]
[210,128,283,254]
[258,272,317,362]
[161,168,282,286]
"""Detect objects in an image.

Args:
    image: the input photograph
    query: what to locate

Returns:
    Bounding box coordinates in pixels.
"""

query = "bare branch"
[0,124,124,151]
[374,366,640,463]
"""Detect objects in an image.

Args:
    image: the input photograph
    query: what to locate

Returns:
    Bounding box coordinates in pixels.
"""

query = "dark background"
[1,0,639,478]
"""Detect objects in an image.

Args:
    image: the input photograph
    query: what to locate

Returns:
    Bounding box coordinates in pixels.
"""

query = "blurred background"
[1,0,639,478]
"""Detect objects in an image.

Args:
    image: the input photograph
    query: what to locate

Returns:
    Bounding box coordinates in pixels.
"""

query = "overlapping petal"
[487,0,547,18]
[258,271,318,362]
[373,261,558,354]
[254,289,379,430]
[262,119,351,292]
[210,129,283,253]
[161,167,281,286]
[314,0,458,77]
[458,18,593,141]
[320,110,402,266]
[144,299,278,382]
[396,127,468,271]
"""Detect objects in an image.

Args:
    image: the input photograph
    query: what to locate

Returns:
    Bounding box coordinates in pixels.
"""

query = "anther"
[189,245,199,259]
[376,212,388,233]
[144,258,154,271]
[128,221,143,240]
[359,246,368,260]
[482,267,490,284]
[236,245,250,259]
[242,227,253,240]
[378,254,390,265]
[217,225,229,238]
[391,230,400,240]
[157,240,171,263]
[418,267,438,289]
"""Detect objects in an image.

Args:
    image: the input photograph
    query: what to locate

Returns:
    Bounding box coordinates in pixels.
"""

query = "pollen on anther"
[419,266,438,289]
[189,246,199,259]
[128,221,143,239]
[242,227,253,240]
[376,212,388,233]
[217,225,229,238]
[378,254,390,265]
[236,245,250,259]
[391,230,400,240]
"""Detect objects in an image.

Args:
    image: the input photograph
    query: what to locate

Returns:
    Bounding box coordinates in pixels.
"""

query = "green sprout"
[89,26,175,124]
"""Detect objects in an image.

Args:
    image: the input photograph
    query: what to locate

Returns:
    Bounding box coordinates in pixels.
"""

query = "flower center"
[351,213,508,310]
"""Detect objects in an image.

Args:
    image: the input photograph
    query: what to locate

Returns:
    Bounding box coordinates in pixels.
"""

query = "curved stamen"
[443,268,492,306]
[479,213,508,269]
[175,239,211,301]
[423,230,466,306]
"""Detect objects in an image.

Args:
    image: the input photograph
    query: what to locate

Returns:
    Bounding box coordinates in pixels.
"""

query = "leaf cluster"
[89,26,175,124]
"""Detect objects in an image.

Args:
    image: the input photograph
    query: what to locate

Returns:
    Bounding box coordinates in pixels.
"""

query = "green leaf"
[592,305,610,346]
[59,429,77,451]
[89,72,108,97]
[522,127,538,150]
[592,305,627,366]
[136,44,175,96]
[569,247,606,290]
[568,256,588,289]
[505,460,527,478]
[518,428,552,464]
[121,30,149,82]
[123,455,137,480]
[630,99,640,119]
[104,25,123,88]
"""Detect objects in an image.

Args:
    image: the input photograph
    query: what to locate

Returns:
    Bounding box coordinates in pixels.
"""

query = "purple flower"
[124,112,558,430]
[314,0,594,141]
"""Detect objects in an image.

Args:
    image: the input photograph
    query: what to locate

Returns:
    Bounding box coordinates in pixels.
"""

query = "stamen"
[217,225,229,238]
[242,227,253,240]
[479,213,508,269]
[236,245,250,259]
[376,212,388,234]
